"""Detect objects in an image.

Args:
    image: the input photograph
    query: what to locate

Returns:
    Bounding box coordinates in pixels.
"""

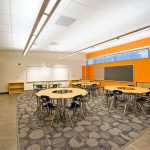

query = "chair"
[33,84,43,92]
[135,91,150,114]
[48,83,60,88]
[67,95,85,119]
[33,84,44,97]
[102,89,114,106]
[109,90,128,115]
[81,94,93,115]
[91,84,99,96]
[86,84,98,98]
[37,95,57,126]
[97,83,104,95]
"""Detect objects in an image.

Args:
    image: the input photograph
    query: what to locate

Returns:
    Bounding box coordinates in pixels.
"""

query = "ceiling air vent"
[49,42,58,45]
[55,15,76,27]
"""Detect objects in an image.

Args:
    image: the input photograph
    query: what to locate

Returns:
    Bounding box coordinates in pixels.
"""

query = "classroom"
[0,0,150,150]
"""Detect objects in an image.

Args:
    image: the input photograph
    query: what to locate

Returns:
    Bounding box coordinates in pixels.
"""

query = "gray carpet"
[17,91,150,150]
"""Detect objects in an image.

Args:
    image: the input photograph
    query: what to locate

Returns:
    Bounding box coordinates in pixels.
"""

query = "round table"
[105,86,149,94]
[36,88,87,99]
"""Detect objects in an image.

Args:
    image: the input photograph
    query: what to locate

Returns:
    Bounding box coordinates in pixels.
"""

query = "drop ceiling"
[0,0,150,54]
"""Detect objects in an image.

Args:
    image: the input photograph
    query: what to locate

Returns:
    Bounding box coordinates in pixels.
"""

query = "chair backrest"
[41,95,50,102]
[91,84,98,89]
[37,84,43,89]
[146,92,150,97]
[86,88,90,93]
[92,84,97,87]
[76,84,81,88]
[113,90,123,95]
[73,94,83,101]
[52,84,58,88]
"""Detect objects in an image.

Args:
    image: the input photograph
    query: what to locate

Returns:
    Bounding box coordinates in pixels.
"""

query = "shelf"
[8,82,24,94]
[9,85,24,89]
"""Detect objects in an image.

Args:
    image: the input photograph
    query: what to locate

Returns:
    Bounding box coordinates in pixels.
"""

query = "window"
[130,49,148,60]
[148,49,150,58]
[94,57,104,64]
[86,47,150,65]
[87,59,94,65]
[116,52,130,61]
[104,55,115,63]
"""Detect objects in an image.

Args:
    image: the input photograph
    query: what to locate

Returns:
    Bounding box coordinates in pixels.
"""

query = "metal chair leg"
[86,102,93,111]
[138,103,145,115]
[123,103,127,115]
[109,99,114,111]
[79,107,85,119]
[51,111,56,127]
[67,111,73,127]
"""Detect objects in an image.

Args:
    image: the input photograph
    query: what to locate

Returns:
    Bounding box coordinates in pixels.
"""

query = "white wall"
[0,51,85,92]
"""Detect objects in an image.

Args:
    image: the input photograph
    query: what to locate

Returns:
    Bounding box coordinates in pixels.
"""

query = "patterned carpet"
[17,91,150,150]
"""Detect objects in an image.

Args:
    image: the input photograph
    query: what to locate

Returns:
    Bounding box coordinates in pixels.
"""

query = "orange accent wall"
[82,58,150,86]
[86,37,150,59]
[83,38,150,86]
[82,65,94,79]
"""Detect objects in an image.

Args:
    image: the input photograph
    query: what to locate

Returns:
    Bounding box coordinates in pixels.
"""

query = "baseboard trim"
[0,90,33,95]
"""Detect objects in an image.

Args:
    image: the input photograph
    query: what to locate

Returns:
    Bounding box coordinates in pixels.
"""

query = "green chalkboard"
[104,65,133,82]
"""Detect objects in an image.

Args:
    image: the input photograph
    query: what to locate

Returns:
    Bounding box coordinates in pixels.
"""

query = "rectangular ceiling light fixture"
[34,14,48,36]
[45,0,58,14]
[23,0,61,56]
[23,36,36,56]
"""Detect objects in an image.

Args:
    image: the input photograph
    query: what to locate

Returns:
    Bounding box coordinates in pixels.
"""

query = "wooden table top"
[35,88,87,99]
[33,82,61,85]
[104,86,150,94]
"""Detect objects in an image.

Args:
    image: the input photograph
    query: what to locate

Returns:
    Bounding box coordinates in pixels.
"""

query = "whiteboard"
[26,66,69,82]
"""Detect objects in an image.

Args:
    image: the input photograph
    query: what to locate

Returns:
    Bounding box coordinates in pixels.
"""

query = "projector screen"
[104,65,133,82]
[26,66,69,82]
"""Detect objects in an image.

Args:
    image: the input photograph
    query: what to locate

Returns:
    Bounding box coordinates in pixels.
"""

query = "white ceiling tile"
[73,0,126,12]
[0,39,11,44]
[54,0,72,14]
[125,0,150,15]
[3,0,43,51]
[11,0,42,17]
[0,14,10,25]
[63,1,94,19]
[0,0,10,15]
[0,0,44,51]
[0,24,11,32]
[0,34,10,40]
